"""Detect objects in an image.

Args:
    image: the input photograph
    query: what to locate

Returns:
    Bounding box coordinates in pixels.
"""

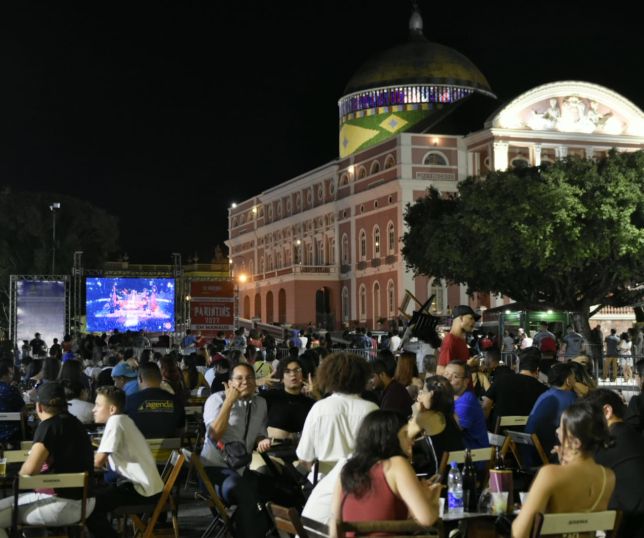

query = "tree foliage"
[0,188,120,330]
[402,150,644,325]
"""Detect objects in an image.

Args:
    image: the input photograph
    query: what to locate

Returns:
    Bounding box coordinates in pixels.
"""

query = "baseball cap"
[451,305,481,321]
[35,381,67,405]
[111,362,138,378]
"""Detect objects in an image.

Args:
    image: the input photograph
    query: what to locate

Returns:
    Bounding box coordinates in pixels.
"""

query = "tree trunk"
[574,308,601,379]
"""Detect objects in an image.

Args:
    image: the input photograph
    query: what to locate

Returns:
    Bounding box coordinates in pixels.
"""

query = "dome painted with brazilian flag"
[338,8,496,158]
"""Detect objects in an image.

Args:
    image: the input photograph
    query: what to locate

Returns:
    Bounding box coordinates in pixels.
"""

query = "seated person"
[86,386,164,538]
[64,379,95,424]
[111,361,139,396]
[181,354,210,396]
[331,410,441,529]
[482,348,547,431]
[372,353,413,420]
[0,359,25,447]
[125,362,186,438]
[444,361,489,450]
[586,389,644,538]
[525,362,577,462]
[412,375,465,475]
[297,352,379,478]
[260,358,315,441]
[200,363,272,538]
[0,382,95,537]
[512,401,616,538]
[209,357,230,394]
[624,358,644,434]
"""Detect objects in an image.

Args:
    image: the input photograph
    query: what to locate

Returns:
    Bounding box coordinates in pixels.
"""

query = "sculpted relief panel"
[525,96,624,134]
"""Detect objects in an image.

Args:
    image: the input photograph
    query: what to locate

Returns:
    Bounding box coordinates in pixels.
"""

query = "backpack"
[540,336,557,353]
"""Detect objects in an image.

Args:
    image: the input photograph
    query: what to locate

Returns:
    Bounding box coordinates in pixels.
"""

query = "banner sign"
[190,280,234,333]
[17,280,66,349]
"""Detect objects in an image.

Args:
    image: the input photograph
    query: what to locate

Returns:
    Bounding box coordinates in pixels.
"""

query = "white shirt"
[67,399,94,424]
[296,393,377,475]
[389,334,402,353]
[97,414,164,497]
[301,458,347,525]
[204,367,216,387]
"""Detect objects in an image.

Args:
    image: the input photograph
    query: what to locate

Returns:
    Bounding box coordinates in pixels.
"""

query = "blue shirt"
[123,379,139,396]
[526,387,577,458]
[454,390,490,450]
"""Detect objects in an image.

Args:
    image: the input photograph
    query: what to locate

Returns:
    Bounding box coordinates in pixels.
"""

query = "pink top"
[342,461,408,524]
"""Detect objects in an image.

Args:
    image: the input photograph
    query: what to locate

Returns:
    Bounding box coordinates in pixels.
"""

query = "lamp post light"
[49,202,61,274]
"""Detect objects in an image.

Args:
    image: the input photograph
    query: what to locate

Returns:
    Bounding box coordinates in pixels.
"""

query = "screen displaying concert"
[86,278,175,333]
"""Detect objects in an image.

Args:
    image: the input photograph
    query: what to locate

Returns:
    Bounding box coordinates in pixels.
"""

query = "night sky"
[1,1,641,263]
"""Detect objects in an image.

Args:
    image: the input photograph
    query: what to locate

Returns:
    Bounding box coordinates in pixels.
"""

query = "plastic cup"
[0,457,6,477]
[519,492,528,506]
[438,498,445,518]
[491,491,509,514]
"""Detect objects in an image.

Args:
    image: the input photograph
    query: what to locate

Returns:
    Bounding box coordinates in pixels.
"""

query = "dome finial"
[409,1,424,37]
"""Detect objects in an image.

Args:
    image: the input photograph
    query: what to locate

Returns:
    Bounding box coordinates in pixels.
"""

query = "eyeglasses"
[232,376,255,382]
[284,368,303,375]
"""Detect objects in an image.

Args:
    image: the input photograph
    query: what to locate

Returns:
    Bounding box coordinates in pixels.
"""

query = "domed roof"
[343,17,494,98]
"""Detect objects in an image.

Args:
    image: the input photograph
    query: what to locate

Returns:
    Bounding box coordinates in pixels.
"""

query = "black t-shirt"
[125,387,186,439]
[33,413,94,499]
[484,373,547,430]
[96,367,114,388]
[413,416,464,475]
[489,364,514,385]
[210,371,229,395]
[595,422,644,513]
[624,394,644,435]
[260,389,314,433]
[380,380,413,419]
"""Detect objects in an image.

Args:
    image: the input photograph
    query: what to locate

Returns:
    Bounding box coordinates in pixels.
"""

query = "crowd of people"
[0,310,643,537]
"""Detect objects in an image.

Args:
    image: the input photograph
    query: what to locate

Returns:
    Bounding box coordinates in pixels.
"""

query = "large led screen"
[16,280,66,346]
[86,278,175,333]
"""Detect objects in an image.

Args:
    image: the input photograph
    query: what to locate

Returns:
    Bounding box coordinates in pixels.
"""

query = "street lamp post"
[235,273,247,326]
[49,202,61,274]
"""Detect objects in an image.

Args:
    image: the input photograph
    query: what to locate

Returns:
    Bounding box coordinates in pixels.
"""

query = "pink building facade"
[227,81,644,330]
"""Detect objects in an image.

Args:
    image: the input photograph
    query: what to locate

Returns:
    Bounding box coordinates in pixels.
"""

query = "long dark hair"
[561,400,612,453]
[340,410,405,498]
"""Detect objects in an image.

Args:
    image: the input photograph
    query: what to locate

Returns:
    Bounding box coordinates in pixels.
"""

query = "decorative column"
[493,142,509,171]
[533,144,542,166]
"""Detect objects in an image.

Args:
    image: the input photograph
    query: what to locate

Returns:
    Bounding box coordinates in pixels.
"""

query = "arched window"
[370,161,381,175]
[387,280,395,317]
[423,151,448,166]
[307,243,313,265]
[429,278,446,314]
[359,229,367,260]
[357,166,367,179]
[267,254,273,271]
[276,251,282,269]
[259,256,264,274]
[342,287,350,322]
[254,293,261,319]
[373,281,381,325]
[387,222,395,254]
[329,238,336,265]
[339,173,349,186]
[232,217,238,227]
[317,239,324,265]
[384,154,396,169]
[249,259,254,276]
[359,285,367,321]
[373,226,381,258]
[341,234,349,264]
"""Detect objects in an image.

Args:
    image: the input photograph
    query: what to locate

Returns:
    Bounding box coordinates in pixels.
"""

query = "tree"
[0,188,121,332]
[402,150,644,359]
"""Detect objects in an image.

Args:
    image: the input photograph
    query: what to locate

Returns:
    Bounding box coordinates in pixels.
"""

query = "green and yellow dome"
[338,9,495,157]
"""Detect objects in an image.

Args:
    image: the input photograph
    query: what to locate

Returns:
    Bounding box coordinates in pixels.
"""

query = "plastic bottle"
[447,461,464,514]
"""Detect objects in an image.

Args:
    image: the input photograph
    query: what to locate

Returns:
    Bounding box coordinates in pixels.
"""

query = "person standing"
[437,305,479,376]
[604,329,620,382]
[561,325,585,360]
